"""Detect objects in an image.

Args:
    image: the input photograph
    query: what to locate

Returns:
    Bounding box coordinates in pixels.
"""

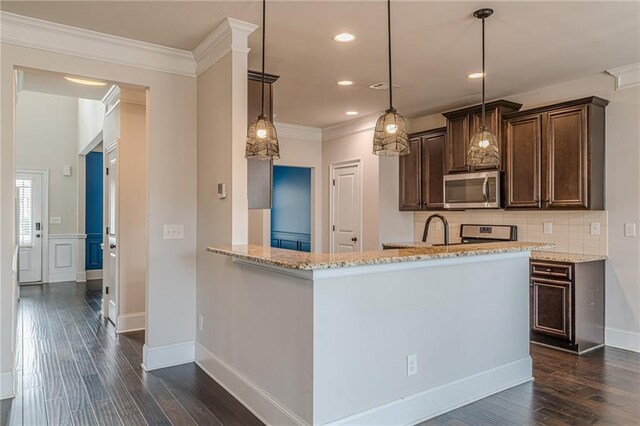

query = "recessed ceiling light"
[337,80,354,86]
[333,33,356,43]
[64,76,108,86]
[346,111,359,116]
[467,72,486,79]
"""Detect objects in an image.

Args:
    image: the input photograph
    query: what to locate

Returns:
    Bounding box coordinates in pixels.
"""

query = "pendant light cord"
[261,0,266,116]
[387,0,393,109]
[481,15,486,129]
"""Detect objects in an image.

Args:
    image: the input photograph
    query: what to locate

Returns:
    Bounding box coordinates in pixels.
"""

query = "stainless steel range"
[459,224,518,244]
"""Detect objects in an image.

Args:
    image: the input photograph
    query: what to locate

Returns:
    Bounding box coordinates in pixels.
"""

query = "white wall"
[77,97,104,154]
[16,90,79,235]
[409,73,640,351]
[1,43,197,380]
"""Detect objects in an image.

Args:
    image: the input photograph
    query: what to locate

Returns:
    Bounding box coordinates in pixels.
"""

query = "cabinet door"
[470,108,500,171]
[543,105,589,209]
[531,278,572,341]
[445,115,470,173]
[399,137,422,211]
[505,114,542,208]
[247,79,273,209]
[421,132,445,209]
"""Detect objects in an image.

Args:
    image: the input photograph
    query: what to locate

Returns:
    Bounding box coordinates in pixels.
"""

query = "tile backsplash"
[414,210,608,256]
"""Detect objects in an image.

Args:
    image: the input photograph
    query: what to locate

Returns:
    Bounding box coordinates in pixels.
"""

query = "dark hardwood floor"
[1,281,639,426]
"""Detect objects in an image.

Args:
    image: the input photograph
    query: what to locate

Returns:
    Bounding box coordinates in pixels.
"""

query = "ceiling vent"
[369,82,401,90]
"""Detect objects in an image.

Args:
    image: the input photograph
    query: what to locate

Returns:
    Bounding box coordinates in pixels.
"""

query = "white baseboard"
[86,269,103,280]
[326,357,533,426]
[142,341,194,371]
[606,327,640,353]
[48,271,78,283]
[0,371,14,400]
[76,270,87,282]
[117,312,146,333]
[195,341,308,426]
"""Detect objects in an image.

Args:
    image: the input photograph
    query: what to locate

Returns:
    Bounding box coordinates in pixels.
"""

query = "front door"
[105,142,118,324]
[331,162,362,253]
[16,172,44,283]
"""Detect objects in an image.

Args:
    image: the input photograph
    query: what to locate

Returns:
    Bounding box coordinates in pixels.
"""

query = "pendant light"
[467,8,499,167]
[373,0,409,156]
[246,0,280,160]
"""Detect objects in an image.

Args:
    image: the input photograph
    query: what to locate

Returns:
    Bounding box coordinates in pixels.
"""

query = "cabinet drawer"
[531,261,572,280]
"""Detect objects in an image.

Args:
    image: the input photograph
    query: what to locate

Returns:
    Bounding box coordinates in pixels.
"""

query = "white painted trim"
[49,233,85,239]
[117,312,146,333]
[326,357,532,426]
[193,17,258,76]
[230,250,531,280]
[329,159,363,254]
[0,371,14,400]
[274,122,322,142]
[605,327,640,353]
[606,62,640,91]
[195,341,308,426]
[321,112,381,141]
[86,269,103,280]
[76,271,87,283]
[142,341,194,371]
[0,11,196,77]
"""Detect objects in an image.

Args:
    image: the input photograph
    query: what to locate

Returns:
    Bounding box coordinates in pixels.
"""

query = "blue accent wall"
[85,152,103,270]
[271,166,311,252]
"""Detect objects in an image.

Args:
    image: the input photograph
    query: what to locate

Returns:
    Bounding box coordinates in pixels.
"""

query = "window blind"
[16,179,33,247]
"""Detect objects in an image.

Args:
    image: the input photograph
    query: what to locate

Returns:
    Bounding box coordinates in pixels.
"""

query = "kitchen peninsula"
[205,242,550,425]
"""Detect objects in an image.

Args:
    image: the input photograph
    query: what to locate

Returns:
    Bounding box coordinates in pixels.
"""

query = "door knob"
[110,244,116,249]
[35,234,41,238]
[351,237,358,242]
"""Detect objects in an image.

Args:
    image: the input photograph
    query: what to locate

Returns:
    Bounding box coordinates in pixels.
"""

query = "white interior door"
[331,162,362,253]
[16,172,43,283]
[105,143,118,324]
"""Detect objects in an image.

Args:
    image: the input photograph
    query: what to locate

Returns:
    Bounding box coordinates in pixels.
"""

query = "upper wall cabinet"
[399,127,446,211]
[442,100,522,174]
[504,97,608,210]
[247,71,279,210]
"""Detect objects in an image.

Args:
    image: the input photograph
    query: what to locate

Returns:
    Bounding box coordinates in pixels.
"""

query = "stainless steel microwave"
[443,171,501,209]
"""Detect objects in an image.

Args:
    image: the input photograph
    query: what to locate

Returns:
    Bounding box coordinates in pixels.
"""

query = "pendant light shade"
[373,0,409,156]
[373,107,409,155]
[246,0,280,160]
[467,8,499,167]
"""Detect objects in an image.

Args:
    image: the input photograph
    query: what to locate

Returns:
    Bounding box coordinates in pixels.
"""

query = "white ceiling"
[3,1,639,128]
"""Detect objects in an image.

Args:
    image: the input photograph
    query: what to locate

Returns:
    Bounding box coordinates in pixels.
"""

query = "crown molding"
[0,11,197,77]
[193,17,258,76]
[274,122,322,142]
[606,62,640,91]
[321,112,382,142]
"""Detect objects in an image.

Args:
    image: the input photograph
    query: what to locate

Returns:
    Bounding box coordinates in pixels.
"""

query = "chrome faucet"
[422,214,449,245]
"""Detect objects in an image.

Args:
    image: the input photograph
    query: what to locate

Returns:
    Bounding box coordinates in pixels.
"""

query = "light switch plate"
[590,222,600,235]
[407,354,418,377]
[163,224,184,240]
[625,223,637,237]
[543,222,553,234]
[50,217,61,224]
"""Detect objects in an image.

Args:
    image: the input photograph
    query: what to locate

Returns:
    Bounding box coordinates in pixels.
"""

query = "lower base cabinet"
[530,259,604,354]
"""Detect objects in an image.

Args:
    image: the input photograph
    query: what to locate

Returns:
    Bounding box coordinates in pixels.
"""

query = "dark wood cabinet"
[247,71,278,210]
[530,259,604,354]
[505,97,607,210]
[443,100,522,174]
[399,127,446,211]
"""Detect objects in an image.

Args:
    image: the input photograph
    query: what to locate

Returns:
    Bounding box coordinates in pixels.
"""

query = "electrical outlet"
[163,224,184,240]
[543,222,553,234]
[590,222,600,235]
[407,354,418,377]
[625,223,637,237]
[435,222,442,230]
[198,314,204,331]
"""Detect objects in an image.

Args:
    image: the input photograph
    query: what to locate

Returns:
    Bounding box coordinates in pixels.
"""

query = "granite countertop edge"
[207,242,554,271]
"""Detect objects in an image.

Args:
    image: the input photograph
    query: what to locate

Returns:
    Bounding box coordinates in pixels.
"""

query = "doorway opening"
[270,165,312,252]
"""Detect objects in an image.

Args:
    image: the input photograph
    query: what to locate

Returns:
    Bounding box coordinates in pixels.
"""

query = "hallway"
[0,282,262,425]
[2,282,640,425]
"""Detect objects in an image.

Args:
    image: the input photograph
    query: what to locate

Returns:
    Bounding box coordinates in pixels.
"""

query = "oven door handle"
[482,177,489,205]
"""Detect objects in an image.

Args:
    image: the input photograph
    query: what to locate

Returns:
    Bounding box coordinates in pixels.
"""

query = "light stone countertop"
[530,251,607,263]
[208,242,553,271]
